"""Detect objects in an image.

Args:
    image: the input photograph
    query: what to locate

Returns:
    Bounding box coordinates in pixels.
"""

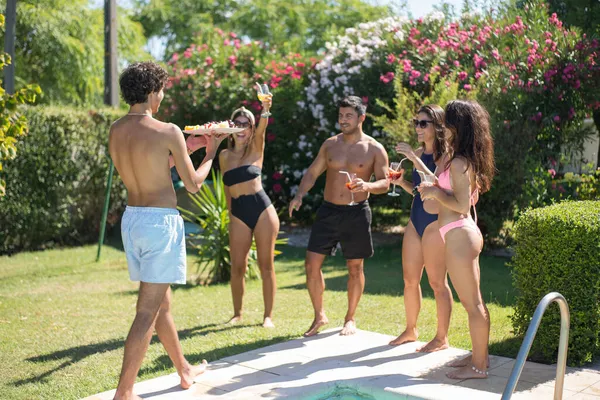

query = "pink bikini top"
[438,166,479,223]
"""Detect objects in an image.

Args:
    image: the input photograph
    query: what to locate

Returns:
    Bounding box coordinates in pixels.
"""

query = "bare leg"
[417,223,451,353]
[154,287,207,389]
[227,216,253,324]
[304,251,329,337]
[390,221,423,346]
[114,282,169,400]
[254,206,279,328]
[444,228,489,380]
[340,259,364,336]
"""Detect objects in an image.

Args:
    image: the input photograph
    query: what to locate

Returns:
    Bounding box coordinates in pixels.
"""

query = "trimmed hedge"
[0,106,125,254]
[511,201,600,366]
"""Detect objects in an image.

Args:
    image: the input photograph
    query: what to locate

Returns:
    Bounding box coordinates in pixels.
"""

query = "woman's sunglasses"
[234,121,251,128]
[413,119,434,129]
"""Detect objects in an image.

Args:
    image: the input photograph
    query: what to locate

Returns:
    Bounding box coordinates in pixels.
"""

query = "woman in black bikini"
[219,93,278,328]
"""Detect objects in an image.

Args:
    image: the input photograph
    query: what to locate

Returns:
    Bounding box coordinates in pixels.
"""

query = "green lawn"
[0,243,519,400]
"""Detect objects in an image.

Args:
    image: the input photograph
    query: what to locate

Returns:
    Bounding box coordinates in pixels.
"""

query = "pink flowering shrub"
[303,3,599,240]
[157,28,315,210]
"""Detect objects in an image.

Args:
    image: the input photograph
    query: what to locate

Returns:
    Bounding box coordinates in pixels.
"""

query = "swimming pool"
[298,384,422,400]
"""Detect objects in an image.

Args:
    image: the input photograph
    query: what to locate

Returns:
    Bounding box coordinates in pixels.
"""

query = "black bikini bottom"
[231,189,272,230]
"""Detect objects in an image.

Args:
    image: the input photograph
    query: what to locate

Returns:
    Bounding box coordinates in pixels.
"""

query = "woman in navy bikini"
[388,105,453,353]
[417,100,495,380]
[219,93,278,328]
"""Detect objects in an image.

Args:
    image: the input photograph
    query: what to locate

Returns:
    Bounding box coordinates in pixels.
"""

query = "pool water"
[316,386,376,399]
[299,384,419,400]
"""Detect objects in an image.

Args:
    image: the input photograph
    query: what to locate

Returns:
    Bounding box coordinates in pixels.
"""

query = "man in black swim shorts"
[288,96,390,337]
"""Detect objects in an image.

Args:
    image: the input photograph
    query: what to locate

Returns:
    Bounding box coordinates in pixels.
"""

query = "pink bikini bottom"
[439,217,481,243]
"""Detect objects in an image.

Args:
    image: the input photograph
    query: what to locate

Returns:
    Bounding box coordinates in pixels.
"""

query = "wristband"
[261,112,271,118]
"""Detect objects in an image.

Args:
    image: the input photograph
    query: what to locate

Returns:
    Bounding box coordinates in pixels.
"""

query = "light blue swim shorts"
[121,206,187,285]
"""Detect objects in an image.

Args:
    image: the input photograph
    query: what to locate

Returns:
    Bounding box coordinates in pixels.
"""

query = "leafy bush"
[0,106,125,254]
[0,14,41,197]
[179,170,287,285]
[516,165,600,217]
[511,201,600,366]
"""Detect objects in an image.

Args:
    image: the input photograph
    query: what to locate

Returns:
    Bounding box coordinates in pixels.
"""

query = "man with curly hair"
[109,61,224,400]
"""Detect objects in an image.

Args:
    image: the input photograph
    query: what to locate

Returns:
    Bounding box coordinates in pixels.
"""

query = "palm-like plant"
[179,170,287,284]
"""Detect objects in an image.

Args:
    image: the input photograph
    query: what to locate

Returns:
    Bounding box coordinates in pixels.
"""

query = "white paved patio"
[84,328,600,399]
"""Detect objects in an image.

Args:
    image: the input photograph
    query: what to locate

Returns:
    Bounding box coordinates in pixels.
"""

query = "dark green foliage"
[511,201,600,366]
[0,107,126,254]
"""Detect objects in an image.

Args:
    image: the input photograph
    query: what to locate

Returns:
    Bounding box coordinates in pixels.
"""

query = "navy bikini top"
[223,165,261,187]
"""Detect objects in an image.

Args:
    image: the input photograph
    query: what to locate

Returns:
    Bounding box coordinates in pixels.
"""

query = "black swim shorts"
[307,200,373,260]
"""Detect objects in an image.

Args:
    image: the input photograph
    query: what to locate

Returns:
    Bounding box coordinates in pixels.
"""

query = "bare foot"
[303,316,329,337]
[389,328,418,346]
[226,315,242,325]
[416,336,449,353]
[340,320,356,336]
[263,317,275,328]
[448,354,490,368]
[113,391,143,400]
[446,364,488,380]
[180,360,208,389]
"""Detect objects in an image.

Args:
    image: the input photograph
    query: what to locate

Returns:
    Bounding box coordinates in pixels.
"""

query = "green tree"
[542,0,600,35]
[230,0,394,53]
[132,0,236,57]
[0,0,148,106]
[133,0,393,56]
[0,14,41,196]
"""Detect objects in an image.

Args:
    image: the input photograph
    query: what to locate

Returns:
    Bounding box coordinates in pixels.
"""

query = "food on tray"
[184,120,236,131]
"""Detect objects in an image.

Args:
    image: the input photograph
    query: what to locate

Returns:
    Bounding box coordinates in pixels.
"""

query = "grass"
[0,242,519,399]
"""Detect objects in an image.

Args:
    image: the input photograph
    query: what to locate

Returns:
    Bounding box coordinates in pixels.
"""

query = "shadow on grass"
[279,245,516,307]
[12,322,295,387]
[111,282,227,297]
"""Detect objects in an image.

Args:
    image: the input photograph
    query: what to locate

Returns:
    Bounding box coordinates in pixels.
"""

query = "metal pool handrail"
[501,292,570,400]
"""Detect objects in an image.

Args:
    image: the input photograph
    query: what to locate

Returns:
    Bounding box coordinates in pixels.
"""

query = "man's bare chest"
[326,144,374,173]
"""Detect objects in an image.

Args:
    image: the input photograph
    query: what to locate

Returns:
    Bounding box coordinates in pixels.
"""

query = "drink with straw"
[387,158,407,197]
[340,171,357,205]
[417,171,436,200]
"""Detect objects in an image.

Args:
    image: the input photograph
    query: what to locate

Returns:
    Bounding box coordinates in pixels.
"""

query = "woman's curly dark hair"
[119,62,169,106]
[444,100,495,193]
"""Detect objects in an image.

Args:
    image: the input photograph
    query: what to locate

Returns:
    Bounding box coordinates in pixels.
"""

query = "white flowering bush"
[304,16,410,138]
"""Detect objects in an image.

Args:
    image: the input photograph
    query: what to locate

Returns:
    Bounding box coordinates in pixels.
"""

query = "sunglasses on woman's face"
[413,119,434,129]
[234,121,251,128]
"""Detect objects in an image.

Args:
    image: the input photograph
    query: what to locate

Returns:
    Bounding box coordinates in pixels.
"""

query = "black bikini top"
[223,165,262,187]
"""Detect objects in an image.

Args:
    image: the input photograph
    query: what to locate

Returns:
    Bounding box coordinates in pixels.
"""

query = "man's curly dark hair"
[119,62,169,106]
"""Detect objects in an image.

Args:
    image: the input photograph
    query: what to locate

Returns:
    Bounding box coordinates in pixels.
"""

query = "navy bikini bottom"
[231,189,272,230]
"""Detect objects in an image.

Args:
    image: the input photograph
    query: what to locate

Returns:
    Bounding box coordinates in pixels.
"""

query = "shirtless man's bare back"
[108,62,225,400]
[288,96,390,337]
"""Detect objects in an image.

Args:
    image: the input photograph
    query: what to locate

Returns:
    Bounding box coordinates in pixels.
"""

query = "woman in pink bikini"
[417,100,495,380]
